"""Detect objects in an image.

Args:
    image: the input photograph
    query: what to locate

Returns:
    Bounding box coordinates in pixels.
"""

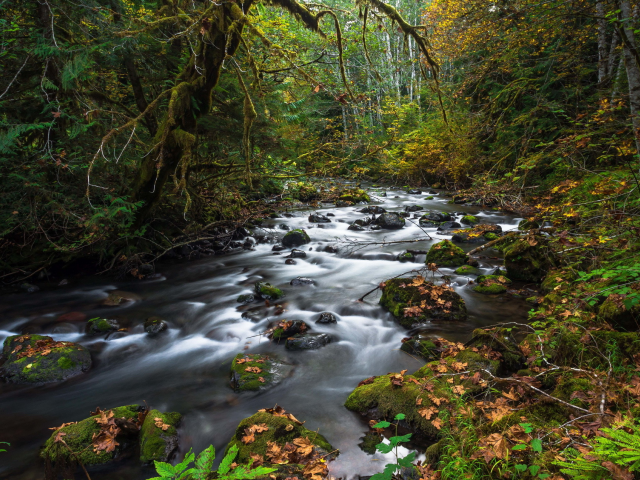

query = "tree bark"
[618,0,640,157]
[597,2,608,83]
[124,58,157,136]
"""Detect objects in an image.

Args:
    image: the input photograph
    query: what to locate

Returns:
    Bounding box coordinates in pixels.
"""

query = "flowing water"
[0,186,530,479]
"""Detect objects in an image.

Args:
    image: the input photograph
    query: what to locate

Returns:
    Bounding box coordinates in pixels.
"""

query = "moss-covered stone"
[0,334,91,384]
[338,188,370,203]
[268,320,309,341]
[484,232,499,241]
[345,351,498,438]
[282,229,310,247]
[255,282,284,301]
[503,236,555,283]
[400,336,439,361]
[426,240,467,267]
[230,353,292,391]
[460,215,478,225]
[139,409,181,464]
[379,277,467,328]
[225,410,334,468]
[86,317,119,335]
[397,251,415,262]
[473,284,507,294]
[477,275,512,285]
[41,405,142,467]
[454,265,480,275]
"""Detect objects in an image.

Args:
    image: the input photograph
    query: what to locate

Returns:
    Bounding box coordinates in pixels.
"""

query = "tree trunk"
[597,2,608,83]
[619,0,640,157]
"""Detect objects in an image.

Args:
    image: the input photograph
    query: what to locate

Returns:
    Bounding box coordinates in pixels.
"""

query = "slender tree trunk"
[619,0,640,157]
[607,30,620,77]
[597,2,608,83]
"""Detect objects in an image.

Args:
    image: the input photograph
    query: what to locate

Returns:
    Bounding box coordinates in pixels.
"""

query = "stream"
[0,185,530,479]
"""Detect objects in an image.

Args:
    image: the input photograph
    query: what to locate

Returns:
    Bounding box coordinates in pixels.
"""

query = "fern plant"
[555,417,640,479]
[149,444,276,480]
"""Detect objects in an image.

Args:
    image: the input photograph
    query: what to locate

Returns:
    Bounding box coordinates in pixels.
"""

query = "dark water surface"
[0,186,529,479]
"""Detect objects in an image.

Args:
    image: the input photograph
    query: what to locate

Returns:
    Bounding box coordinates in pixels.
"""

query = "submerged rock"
[373,212,405,229]
[139,409,181,464]
[86,317,119,335]
[438,221,461,230]
[407,189,422,194]
[397,251,416,262]
[285,333,332,350]
[309,213,331,223]
[282,229,311,248]
[0,334,91,384]
[287,249,307,259]
[420,212,452,224]
[360,206,386,214]
[405,205,423,212]
[316,312,338,324]
[426,240,467,267]
[237,294,256,304]
[144,316,168,335]
[285,259,297,265]
[290,277,315,286]
[348,224,365,231]
[254,282,285,301]
[380,277,467,328]
[272,244,286,251]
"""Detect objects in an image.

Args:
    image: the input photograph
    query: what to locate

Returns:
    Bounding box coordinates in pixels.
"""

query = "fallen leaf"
[419,406,438,420]
[154,417,170,431]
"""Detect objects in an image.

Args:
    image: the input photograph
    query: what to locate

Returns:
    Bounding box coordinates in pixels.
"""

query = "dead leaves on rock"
[242,423,269,444]
[154,417,170,431]
[10,335,75,360]
[245,366,263,374]
[264,438,328,480]
[259,404,305,425]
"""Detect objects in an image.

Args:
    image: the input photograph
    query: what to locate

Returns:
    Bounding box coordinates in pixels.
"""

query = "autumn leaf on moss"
[245,366,262,373]
[154,417,170,431]
[419,406,438,420]
[293,437,314,457]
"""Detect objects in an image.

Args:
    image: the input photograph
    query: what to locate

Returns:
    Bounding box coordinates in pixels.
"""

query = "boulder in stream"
[86,317,119,335]
[397,251,416,262]
[144,316,168,335]
[139,409,181,464]
[316,312,338,324]
[460,215,479,225]
[373,212,405,229]
[230,353,291,391]
[473,274,512,294]
[286,249,307,259]
[290,277,315,286]
[379,277,467,328]
[425,240,467,267]
[348,224,365,231]
[225,407,336,476]
[360,206,386,214]
[285,332,332,350]
[308,213,331,223]
[338,188,370,203]
[282,229,310,248]
[267,320,309,341]
[255,282,285,301]
[0,334,91,384]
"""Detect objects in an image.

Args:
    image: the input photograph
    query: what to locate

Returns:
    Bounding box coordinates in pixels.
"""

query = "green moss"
[230,354,275,391]
[503,236,555,283]
[484,232,499,240]
[140,409,181,464]
[255,282,284,301]
[397,252,415,262]
[86,317,118,334]
[426,195,434,200]
[552,377,593,409]
[338,188,370,203]
[400,337,439,360]
[473,284,507,294]
[455,265,480,275]
[226,411,333,465]
[282,229,310,247]
[426,240,467,267]
[379,277,467,328]
[358,431,381,455]
[468,328,525,373]
[41,405,141,466]
[476,274,512,285]
[598,296,640,331]
[57,357,75,369]
[460,215,478,225]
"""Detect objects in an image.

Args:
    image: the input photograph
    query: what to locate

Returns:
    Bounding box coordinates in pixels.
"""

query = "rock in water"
[285,333,332,350]
[267,320,309,340]
[86,317,119,335]
[308,213,331,223]
[316,312,338,324]
[373,212,405,229]
[360,206,386,214]
[473,274,512,294]
[282,229,311,247]
[237,294,255,304]
[290,277,315,286]
[426,240,467,267]
[397,251,415,262]
[348,224,365,231]
[139,409,181,464]
[230,353,291,391]
[287,249,307,259]
[144,316,168,335]
[379,277,467,328]
[0,334,91,384]
[254,282,285,301]
[272,244,286,251]
[438,221,461,230]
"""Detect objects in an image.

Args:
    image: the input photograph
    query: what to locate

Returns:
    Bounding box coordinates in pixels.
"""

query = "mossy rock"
[460,215,479,225]
[484,232,499,241]
[454,265,480,275]
[282,229,310,248]
[540,268,578,294]
[255,282,284,301]
[477,275,512,285]
[598,296,640,331]
[503,236,555,283]
[345,351,498,438]
[41,405,143,467]
[426,240,467,267]
[425,196,434,200]
[230,353,292,391]
[467,328,525,373]
[0,334,91,384]
[225,410,334,468]
[290,182,319,201]
[338,188,370,203]
[269,320,310,341]
[397,251,415,262]
[551,377,594,410]
[358,431,381,455]
[379,277,467,328]
[86,317,119,335]
[139,409,181,464]
[473,284,507,294]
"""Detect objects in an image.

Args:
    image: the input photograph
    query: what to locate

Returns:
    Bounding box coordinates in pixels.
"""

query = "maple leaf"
[253,423,269,433]
[389,373,404,387]
[95,410,115,427]
[431,418,443,430]
[250,453,264,466]
[245,366,262,374]
[266,441,290,464]
[419,406,438,420]
[303,459,328,480]
[293,437,314,457]
[258,377,266,383]
[236,358,247,364]
[452,362,468,372]
[242,427,256,444]
[358,376,377,387]
[54,431,67,443]
[502,387,520,401]
[154,417,171,431]
[472,433,508,463]
[403,305,423,317]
